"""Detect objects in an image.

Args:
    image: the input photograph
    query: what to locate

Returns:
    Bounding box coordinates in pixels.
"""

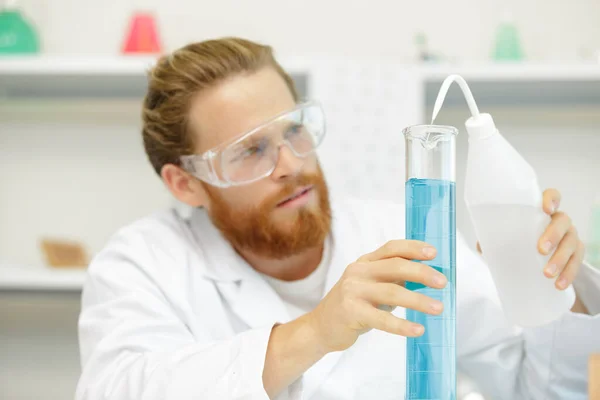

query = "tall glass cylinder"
[403,124,457,400]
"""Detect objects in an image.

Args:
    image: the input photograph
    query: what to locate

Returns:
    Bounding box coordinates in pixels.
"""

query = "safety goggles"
[180,101,326,187]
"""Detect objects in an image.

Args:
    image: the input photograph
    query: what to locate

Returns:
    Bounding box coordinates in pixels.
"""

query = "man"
[76,38,599,400]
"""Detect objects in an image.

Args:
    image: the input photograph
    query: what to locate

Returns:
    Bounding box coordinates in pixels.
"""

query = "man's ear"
[161,164,209,208]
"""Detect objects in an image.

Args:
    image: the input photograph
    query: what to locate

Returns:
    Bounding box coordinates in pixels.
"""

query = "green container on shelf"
[0,7,40,54]
[492,21,524,62]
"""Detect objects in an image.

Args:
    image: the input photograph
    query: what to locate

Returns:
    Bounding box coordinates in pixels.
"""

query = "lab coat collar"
[188,208,256,283]
[188,205,352,288]
[189,207,290,327]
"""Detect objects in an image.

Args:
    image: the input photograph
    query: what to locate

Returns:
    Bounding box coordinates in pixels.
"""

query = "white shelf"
[0,55,309,99]
[1,56,599,104]
[422,63,600,81]
[0,56,159,99]
[0,55,159,75]
[422,63,600,107]
[0,263,86,291]
[2,57,598,80]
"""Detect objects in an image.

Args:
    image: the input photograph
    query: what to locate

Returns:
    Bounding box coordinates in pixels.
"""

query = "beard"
[204,166,332,259]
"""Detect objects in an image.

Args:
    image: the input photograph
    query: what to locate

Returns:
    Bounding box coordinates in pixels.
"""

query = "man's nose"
[270,145,304,181]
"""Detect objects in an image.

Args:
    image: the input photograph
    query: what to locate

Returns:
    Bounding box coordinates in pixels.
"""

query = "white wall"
[0,101,171,267]
[17,0,600,63]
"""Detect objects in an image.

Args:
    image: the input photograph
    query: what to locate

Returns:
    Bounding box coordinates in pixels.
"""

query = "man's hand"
[264,240,446,397]
[306,240,447,354]
[538,188,585,291]
[539,189,589,314]
[477,188,588,314]
[476,188,585,291]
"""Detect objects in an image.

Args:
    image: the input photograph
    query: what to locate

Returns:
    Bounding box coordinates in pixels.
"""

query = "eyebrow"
[239,133,269,148]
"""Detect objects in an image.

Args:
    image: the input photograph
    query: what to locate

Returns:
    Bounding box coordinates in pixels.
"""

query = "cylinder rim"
[402,124,458,138]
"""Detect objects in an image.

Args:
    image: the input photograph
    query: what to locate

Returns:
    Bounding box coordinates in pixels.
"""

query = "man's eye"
[286,124,304,138]
[235,140,268,161]
[244,146,262,156]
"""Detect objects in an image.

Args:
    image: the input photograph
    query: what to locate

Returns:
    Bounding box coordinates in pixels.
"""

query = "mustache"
[264,174,323,208]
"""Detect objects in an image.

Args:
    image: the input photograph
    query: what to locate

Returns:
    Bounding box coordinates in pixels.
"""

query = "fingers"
[346,258,447,289]
[555,242,584,290]
[544,226,579,278]
[358,240,436,263]
[542,188,561,215]
[538,211,572,255]
[360,282,444,315]
[537,191,584,289]
[356,302,424,337]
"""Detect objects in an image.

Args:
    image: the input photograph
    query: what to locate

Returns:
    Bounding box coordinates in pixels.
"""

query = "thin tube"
[431,75,480,123]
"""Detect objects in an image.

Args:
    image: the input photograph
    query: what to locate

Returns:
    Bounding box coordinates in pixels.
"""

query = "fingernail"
[545,264,558,277]
[432,274,447,287]
[422,246,436,258]
[557,277,567,290]
[542,241,552,254]
[412,325,424,335]
[430,301,443,313]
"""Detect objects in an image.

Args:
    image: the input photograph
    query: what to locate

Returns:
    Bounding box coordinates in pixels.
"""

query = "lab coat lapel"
[189,208,290,330]
[225,273,291,330]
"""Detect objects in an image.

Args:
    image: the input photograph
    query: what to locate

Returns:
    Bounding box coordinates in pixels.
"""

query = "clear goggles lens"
[222,104,325,184]
[182,102,325,186]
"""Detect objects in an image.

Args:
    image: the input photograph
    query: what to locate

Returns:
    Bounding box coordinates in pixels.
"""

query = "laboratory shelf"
[0,263,86,291]
[0,56,158,99]
[422,63,600,107]
[0,55,309,100]
[1,56,599,105]
[422,63,600,81]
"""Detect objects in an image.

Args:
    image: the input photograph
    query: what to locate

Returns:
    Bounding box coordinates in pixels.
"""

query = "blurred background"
[0,0,599,399]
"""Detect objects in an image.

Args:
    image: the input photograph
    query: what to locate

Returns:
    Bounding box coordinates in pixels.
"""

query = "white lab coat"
[76,195,600,400]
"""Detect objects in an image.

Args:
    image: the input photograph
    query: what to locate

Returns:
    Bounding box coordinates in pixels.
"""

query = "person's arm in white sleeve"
[76,230,323,400]
[457,234,600,400]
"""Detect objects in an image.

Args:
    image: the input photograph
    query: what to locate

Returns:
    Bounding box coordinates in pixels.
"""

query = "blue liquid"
[405,178,456,400]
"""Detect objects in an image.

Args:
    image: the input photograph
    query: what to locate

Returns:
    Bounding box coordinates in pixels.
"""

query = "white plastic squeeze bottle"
[431,75,576,327]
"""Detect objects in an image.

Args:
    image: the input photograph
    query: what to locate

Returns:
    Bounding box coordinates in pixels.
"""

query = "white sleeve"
[76,232,284,400]
[456,235,600,400]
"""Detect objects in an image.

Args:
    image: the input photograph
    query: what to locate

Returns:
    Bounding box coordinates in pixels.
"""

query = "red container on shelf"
[122,11,162,54]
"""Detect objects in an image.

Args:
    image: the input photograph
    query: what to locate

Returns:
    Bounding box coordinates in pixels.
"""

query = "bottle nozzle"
[432,74,497,141]
[431,74,480,124]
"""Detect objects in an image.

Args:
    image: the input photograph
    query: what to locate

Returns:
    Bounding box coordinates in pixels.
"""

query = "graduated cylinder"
[403,124,457,400]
